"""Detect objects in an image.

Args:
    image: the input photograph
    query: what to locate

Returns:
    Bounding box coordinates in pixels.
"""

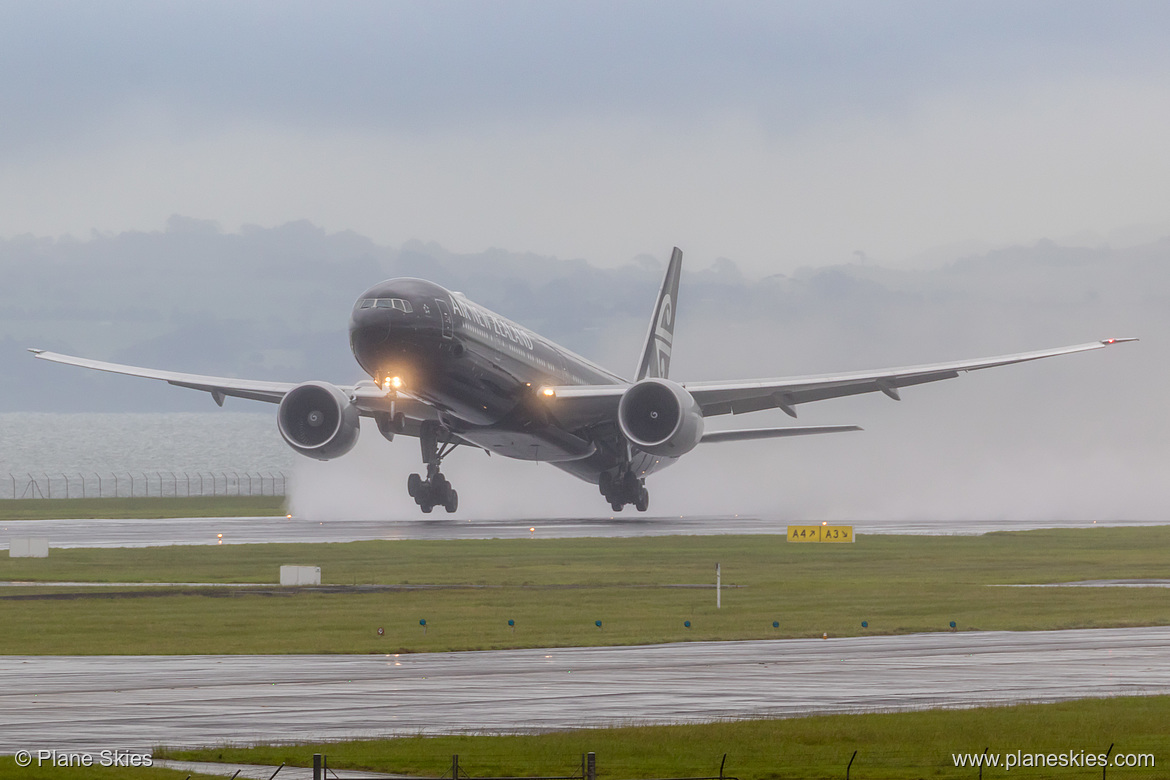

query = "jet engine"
[617,378,704,457]
[277,382,361,460]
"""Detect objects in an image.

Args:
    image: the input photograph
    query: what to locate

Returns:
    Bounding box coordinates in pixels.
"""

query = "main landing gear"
[599,469,649,513]
[408,420,459,513]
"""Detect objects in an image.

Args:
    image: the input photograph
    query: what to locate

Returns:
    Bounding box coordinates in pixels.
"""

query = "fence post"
[452,754,459,780]
[587,752,596,780]
[312,754,321,780]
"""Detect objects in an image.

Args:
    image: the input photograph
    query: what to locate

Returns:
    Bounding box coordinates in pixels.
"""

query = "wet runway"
[2,627,1169,754]
[3,513,1160,549]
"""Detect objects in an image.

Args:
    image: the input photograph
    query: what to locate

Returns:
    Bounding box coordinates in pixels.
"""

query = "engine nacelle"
[277,382,361,460]
[617,378,704,457]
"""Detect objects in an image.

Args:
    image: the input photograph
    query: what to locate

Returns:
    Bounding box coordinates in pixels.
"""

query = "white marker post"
[716,562,721,609]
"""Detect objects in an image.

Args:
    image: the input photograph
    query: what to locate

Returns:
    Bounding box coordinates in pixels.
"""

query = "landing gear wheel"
[610,501,624,512]
[635,486,649,512]
[599,472,613,496]
[410,420,463,514]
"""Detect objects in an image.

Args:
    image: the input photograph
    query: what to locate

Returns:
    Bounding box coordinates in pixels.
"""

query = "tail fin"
[634,247,683,381]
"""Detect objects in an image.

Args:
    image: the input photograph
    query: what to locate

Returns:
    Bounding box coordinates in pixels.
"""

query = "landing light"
[540,386,555,398]
[383,376,404,391]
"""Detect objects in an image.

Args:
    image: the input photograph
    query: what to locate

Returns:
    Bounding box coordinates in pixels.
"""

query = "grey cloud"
[5,1,1170,156]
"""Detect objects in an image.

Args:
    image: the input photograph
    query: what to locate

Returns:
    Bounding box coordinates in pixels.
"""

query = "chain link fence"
[4,471,287,500]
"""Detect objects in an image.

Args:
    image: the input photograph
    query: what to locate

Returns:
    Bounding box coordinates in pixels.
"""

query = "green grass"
[160,695,1170,779]
[2,527,1170,654]
[0,495,286,521]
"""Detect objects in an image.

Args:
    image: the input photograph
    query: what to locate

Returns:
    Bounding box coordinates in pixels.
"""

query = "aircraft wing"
[686,339,1136,418]
[700,425,862,443]
[27,348,441,428]
[29,349,296,405]
[542,339,1136,427]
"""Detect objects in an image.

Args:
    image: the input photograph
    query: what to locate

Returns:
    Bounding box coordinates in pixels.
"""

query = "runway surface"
[3,513,1161,549]
[2,627,1169,754]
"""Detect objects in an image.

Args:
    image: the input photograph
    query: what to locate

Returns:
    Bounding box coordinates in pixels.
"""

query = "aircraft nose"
[350,305,392,346]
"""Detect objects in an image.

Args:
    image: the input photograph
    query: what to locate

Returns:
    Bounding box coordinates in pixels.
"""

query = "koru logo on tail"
[654,294,673,376]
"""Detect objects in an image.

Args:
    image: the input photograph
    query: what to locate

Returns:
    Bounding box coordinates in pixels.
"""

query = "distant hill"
[2,218,1165,413]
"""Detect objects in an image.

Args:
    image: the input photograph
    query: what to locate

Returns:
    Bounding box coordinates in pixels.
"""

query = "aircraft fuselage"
[349,278,668,481]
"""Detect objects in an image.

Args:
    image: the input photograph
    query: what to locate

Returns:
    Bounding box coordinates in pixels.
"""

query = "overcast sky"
[3,1,1170,272]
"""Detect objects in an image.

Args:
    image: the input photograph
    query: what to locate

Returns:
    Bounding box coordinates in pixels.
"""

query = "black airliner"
[31,248,1135,513]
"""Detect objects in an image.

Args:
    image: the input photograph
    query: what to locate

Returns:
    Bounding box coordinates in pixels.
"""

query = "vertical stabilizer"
[634,247,683,380]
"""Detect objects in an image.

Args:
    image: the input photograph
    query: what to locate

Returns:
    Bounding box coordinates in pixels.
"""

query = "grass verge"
[1,527,1169,654]
[0,495,286,521]
[159,695,1170,779]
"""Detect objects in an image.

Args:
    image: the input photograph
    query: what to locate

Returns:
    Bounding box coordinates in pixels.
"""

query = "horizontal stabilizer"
[700,425,862,443]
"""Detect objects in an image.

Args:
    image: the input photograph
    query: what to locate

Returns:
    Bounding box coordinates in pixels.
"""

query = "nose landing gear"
[599,469,649,512]
[408,420,459,513]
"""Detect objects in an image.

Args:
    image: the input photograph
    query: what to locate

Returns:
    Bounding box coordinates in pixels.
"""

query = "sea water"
[1,412,294,498]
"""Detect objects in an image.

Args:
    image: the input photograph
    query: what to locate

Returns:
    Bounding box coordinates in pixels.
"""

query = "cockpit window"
[366,297,413,312]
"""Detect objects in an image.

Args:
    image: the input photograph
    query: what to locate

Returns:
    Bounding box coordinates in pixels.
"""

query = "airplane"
[30,247,1135,514]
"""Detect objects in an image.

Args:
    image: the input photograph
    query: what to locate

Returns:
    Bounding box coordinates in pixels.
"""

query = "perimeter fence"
[306,753,740,780]
[3,471,287,500]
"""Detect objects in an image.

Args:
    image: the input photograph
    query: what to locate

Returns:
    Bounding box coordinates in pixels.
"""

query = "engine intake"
[277,382,361,460]
[618,378,704,456]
